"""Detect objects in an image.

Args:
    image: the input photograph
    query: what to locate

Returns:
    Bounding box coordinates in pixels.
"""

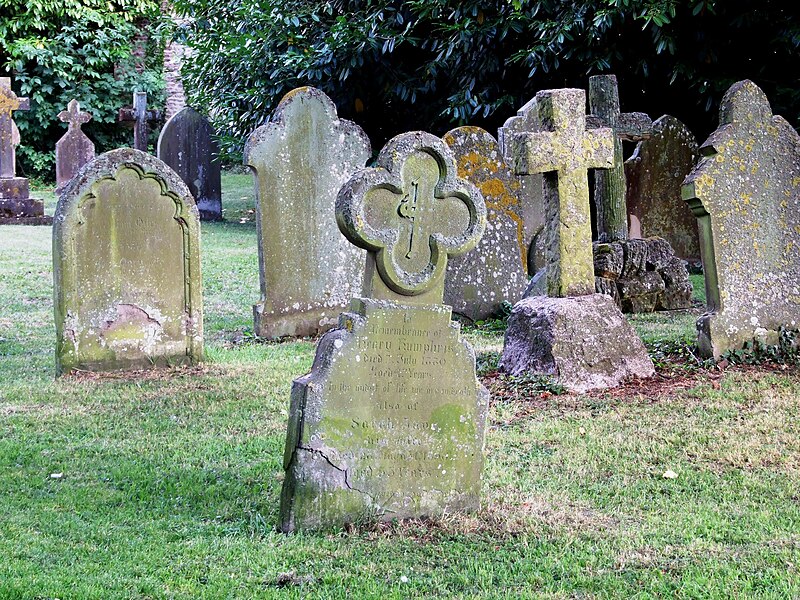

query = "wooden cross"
[118,91,162,152]
[59,99,92,131]
[510,88,614,298]
[0,77,30,179]
[588,75,653,242]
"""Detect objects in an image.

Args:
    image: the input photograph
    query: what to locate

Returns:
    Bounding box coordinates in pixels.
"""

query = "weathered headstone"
[683,80,800,358]
[588,74,653,242]
[245,87,371,338]
[443,126,529,321]
[500,88,654,392]
[498,98,545,275]
[53,148,203,375]
[118,92,162,152]
[157,106,222,221]
[280,132,488,532]
[625,115,701,261]
[56,99,95,194]
[0,77,49,225]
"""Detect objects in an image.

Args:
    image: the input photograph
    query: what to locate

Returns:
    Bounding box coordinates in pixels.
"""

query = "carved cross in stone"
[118,91,162,152]
[588,75,653,242]
[509,88,614,298]
[59,99,91,130]
[337,132,486,305]
[0,77,30,179]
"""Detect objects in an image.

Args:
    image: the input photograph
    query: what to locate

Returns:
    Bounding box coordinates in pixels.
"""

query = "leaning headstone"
[157,106,222,221]
[683,80,800,358]
[245,87,371,338]
[500,88,654,392]
[443,126,529,321]
[280,132,488,532]
[118,91,162,152]
[0,77,49,225]
[588,74,653,242]
[625,115,701,262]
[55,99,95,194]
[53,148,203,375]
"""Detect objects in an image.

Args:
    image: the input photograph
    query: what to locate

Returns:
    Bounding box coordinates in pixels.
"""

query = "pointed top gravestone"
[588,74,653,242]
[682,80,800,358]
[280,131,489,532]
[54,148,203,374]
[509,88,615,297]
[56,99,95,194]
[245,86,371,338]
[157,106,222,221]
[118,92,162,152]
[442,126,529,321]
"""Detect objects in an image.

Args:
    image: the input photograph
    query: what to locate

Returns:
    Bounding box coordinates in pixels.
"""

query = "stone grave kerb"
[337,131,487,306]
[509,88,614,297]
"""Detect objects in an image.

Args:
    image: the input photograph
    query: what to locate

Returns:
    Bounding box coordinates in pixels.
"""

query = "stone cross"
[118,92,162,152]
[59,98,91,130]
[337,132,487,305]
[588,75,653,242]
[0,77,29,178]
[509,88,614,298]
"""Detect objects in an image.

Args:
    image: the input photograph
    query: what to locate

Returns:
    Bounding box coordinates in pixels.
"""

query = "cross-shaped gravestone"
[118,92,162,152]
[56,99,95,193]
[0,77,29,178]
[588,75,653,242]
[509,88,615,298]
[337,132,487,305]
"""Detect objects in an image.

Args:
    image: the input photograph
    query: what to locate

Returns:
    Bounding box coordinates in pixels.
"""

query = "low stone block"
[0,178,29,200]
[595,276,620,303]
[500,294,654,393]
[621,238,648,278]
[593,242,624,279]
[0,196,42,218]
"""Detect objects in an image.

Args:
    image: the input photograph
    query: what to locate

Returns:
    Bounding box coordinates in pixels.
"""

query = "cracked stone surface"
[245,86,371,339]
[682,80,800,358]
[53,148,203,374]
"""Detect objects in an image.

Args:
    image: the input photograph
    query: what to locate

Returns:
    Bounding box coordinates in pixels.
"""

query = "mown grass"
[1,176,798,598]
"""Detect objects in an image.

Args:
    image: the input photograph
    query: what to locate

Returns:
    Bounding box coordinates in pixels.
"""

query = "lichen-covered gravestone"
[625,115,701,262]
[442,126,529,321]
[245,87,371,338]
[55,99,95,194]
[157,106,222,221]
[280,132,488,532]
[683,80,800,358]
[500,88,654,392]
[53,148,203,375]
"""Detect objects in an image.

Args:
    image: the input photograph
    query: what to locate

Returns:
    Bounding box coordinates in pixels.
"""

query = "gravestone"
[683,80,800,358]
[118,92,162,152]
[442,126,529,321]
[500,88,654,392]
[245,87,371,338]
[53,148,203,375]
[588,74,653,242]
[157,106,222,221]
[56,99,95,194]
[625,115,701,261]
[280,131,489,532]
[0,77,49,225]
[498,98,545,275]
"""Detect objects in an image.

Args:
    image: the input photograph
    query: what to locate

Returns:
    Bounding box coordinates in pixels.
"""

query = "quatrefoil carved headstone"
[337,132,487,304]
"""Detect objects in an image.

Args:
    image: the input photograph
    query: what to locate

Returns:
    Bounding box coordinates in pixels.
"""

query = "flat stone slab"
[500,294,654,393]
[0,214,52,225]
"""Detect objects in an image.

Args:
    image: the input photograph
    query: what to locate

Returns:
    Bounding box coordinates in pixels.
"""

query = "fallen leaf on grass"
[662,470,678,479]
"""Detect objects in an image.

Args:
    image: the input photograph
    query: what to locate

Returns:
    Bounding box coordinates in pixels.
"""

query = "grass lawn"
[1,175,799,598]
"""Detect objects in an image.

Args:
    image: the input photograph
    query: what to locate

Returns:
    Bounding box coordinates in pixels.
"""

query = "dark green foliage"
[0,0,165,180]
[173,0,799,160]
[724,328,800,367]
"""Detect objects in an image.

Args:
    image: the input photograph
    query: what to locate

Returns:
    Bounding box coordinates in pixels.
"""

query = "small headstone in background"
[443,126,529,321]
[118,91,162,152]
[157,106,222,221]
[625,115,701,262]
[501,88,654,392]
[53,148,203,374]
[0,77,49,225]
[56,99,95,195]
[683,80,800,358]
[280,131,489,532]
[245,86,370,339]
